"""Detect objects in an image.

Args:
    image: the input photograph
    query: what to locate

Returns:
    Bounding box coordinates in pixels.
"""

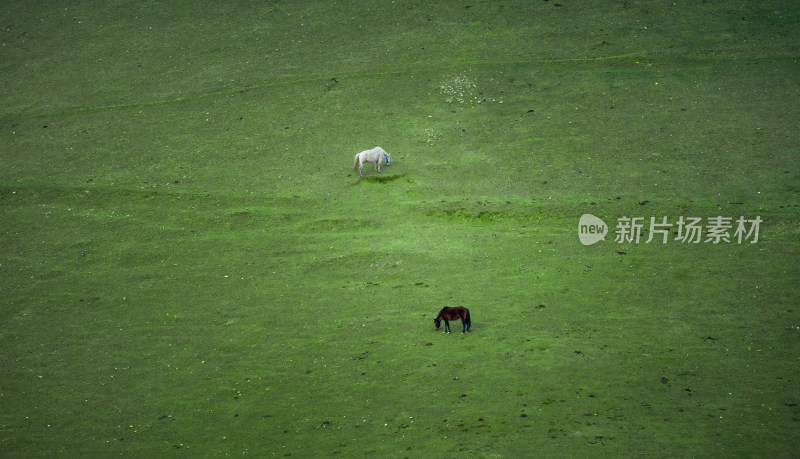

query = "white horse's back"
[362,147,385,161]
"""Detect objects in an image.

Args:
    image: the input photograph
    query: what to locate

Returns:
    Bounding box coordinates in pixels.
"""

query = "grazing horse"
[434,306,471,334]
[353,146,391,177]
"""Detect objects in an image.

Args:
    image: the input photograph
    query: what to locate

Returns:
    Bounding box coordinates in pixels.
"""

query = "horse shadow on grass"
[354,172,407,185]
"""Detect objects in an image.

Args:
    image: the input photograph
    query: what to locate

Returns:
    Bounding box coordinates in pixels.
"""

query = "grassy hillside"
[1,1,798,456]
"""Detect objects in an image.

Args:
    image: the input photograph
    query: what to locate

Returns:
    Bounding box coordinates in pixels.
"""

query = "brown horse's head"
[433,318,441,331]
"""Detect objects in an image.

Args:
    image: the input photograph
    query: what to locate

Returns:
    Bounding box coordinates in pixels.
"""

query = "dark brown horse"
[434,306,471,334]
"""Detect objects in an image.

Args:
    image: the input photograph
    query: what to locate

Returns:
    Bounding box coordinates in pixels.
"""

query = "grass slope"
[1,0,799,457]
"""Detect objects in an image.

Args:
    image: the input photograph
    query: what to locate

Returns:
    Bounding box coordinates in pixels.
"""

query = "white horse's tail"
[353,153,360,170]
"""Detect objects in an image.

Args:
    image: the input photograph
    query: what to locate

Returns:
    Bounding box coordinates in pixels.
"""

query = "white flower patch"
[439,73,478,104]
[423,128,440,146]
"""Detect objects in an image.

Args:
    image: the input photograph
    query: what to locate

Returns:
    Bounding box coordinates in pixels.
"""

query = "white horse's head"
[384,153,391,166]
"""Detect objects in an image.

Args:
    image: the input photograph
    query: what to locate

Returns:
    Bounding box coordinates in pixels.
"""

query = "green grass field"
[2,1,799,456]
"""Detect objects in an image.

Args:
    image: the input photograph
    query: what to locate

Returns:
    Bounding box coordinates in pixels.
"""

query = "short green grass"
[2,0,799,457]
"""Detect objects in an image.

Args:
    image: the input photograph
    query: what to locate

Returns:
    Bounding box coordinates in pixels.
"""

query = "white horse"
[353,147,391,177]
